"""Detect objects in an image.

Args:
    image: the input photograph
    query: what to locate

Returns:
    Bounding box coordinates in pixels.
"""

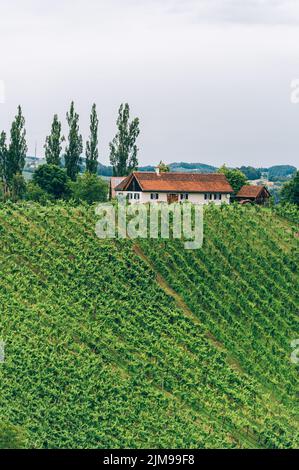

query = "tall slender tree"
[0,131,7,179]
[65,102,83,180]
[44,114,64,166]
[0,131,8,196]
[7,105,27,185]
[86,104,99,174]
[109,103,140,176]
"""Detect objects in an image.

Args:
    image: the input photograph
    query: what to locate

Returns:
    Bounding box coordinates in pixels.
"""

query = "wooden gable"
[126,175,142,192]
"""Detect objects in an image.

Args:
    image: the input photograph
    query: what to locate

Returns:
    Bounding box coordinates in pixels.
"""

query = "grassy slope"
[0,203,298,448]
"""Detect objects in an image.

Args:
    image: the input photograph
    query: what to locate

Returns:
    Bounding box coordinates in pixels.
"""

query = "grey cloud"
[0,0,299,167]
[165,0,299,25]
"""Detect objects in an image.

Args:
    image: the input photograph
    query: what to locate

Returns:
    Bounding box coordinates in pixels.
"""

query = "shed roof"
[236,185,270,199]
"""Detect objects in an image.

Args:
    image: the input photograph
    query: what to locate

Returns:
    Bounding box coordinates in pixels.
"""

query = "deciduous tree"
[0,131,8,196]
[86,103,99,174]
[33,164,70,199]
[65,102,83,180]
[69,172,108,204]
[218,164,247,194]
[44,114,64,166]
[109,103,139,176]
[157,161,170,173]
[281,171,299,205]
[7,105,27,185]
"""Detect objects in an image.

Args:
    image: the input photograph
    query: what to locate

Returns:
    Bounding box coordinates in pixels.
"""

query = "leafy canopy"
[69,172,108,204]
[218,164,247,194]
[157,161,170,173]
[7,106,27,184]
[44,114,64,166]
[65,102,83,180]
[86,104,99,174]
[33,164,70,199]
[109,103,140,176]
[280,170,299,205]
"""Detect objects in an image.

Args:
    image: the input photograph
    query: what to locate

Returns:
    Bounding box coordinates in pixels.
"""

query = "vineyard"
[0,202,298,448]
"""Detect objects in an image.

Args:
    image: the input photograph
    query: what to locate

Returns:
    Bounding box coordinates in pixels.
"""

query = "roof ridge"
[114,171,234,193]
[133,171,222,176]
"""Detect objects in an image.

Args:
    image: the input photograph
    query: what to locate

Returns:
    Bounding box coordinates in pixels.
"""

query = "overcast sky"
[0,0,299,167]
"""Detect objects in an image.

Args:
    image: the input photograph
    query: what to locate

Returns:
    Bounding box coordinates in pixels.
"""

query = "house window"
[127,193,133,200]
[219,194,222,200]
[214,194,217,200]
[209,194,212,200]
[134,193,140,200]
[180,193,189,200]
[204,194,208,200]
[150,193,159,200]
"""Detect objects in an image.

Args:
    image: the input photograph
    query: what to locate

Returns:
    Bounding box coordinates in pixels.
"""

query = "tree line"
[0,102,140,202]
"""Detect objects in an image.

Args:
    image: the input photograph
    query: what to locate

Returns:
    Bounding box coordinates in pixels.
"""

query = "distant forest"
[25,158,297,181]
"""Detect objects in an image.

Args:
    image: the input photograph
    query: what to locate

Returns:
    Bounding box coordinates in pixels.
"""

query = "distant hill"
[238,166,262,180]
[168,162,217,173]
[267,165,297,181]
[97,162,218,175]
[24,157,297,180]
[93,162,297,179]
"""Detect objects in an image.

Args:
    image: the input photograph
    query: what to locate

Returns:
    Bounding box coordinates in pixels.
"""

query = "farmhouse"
[114,169,233,204]
[236,185,271,205]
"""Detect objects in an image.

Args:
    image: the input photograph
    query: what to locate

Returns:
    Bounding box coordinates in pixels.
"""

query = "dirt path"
[133,243,244,373]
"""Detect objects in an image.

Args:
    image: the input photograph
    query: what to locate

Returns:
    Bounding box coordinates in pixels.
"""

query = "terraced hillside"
[0,202,298,448]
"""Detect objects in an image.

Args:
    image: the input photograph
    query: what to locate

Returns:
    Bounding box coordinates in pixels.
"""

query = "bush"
[69,172,108,204]
[280,171,299,205]
[33,164,70,199]
[11,173,26,201]
[25,181,54,203]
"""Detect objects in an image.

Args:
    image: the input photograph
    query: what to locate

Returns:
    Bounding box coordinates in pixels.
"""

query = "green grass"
[0,202,298,448]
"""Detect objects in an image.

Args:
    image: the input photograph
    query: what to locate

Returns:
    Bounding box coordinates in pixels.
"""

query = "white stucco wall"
[187,193,231,204]
[115,191,231,205]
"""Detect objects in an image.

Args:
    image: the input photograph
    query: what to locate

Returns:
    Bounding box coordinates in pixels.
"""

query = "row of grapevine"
[0,202,298,448]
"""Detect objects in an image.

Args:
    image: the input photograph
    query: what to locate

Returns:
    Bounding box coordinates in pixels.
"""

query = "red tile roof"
[115,172,234,193]
[236,185,269,199]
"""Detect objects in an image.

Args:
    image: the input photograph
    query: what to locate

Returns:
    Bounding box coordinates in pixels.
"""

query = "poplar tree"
[7,105,27,184]
[65,102,83,180]
[0,131,7,180]
[44,114,64,166]
[109,103,140,176]
[86,103,99,174]
[0,131,8,196]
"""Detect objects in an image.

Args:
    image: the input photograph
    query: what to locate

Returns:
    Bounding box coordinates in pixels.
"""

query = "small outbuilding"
[236,185,271,205]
